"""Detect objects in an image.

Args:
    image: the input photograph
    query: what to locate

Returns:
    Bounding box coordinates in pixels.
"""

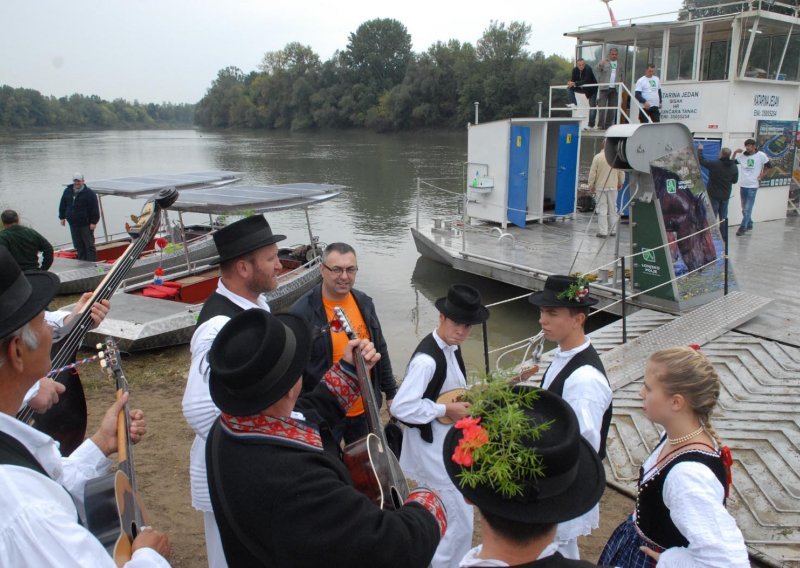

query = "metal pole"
[723,217,729,295]
[482,320,490,375]
[620,255,627,344]
[303,207,316,254]
[98,195,110,243]
[415,177,421,231]
[474,102,479,124]
[178,211,191,270]
[538,101,543,118]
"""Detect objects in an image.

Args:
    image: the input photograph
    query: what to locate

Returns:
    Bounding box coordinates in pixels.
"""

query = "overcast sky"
[2,0,683,104]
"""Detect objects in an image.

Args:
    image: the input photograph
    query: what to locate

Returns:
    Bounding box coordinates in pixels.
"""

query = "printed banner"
[756,120,798,188]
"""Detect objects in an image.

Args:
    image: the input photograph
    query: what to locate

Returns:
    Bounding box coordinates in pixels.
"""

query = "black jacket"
[290,285,397,401]
[58,185,100,227]
[698,150,739,201]
[570,66,598,97]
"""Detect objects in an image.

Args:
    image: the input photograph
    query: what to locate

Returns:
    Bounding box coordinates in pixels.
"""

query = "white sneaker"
[566,103,577,109]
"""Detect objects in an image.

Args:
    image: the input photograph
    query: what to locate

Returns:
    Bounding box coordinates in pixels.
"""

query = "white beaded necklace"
[668,424,705,446]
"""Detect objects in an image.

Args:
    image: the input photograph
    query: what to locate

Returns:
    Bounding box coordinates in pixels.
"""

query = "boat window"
[667,25,698,81]
[699,21,731,81]
[633,31,664,81]
[577,43,603,70]
[739,19,800,81]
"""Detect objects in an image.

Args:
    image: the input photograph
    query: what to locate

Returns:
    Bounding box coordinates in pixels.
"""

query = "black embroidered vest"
[402,333,466,443]
[196,291,245,327]
[635,447,728,548]
[540,343,612,460]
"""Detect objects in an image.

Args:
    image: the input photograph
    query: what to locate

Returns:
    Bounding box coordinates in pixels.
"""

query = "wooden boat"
[81,182,342,352]
[51,171,240,294]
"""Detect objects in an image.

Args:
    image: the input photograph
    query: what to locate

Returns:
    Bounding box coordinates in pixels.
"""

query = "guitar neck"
[352,348,384,437]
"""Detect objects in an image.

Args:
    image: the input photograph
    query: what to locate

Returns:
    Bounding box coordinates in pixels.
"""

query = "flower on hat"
[557,275,590,303]
[452,417,489,467]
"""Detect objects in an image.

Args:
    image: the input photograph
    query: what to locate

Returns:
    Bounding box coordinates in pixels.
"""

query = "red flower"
[455,416,481,431]
[452,416,489,467]
[155,237,168,250]
[689,344,701,351]
[452,444,475,467]
[154,266,164,276]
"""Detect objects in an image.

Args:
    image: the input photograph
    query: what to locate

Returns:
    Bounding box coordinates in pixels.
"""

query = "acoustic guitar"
[331,306,409,510]
[16,187,178,455]
[436,364,540,425]
[84,338,150,566]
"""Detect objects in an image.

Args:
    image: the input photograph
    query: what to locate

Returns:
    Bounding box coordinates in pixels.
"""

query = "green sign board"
[631,199,676,302]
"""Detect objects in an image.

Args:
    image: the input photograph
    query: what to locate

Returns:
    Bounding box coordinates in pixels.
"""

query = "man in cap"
[205,308,446,567]
[0,209,54,271]
[182,215,286,567]
[528,275,613,559]
[0,246,170,566]
[391,284,489,568]
[443,388,611,566]
[290,242,397,444]
[58,172,100,261]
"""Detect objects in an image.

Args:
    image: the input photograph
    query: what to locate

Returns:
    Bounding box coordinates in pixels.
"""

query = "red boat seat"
[55,250,78,259]
[142,283,182,299]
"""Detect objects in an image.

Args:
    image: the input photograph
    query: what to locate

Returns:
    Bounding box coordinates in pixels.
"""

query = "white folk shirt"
[181,279,270,511]
[637,439,750,567]
[459,542,560,566]
[736,150,770,188]
[635,75,661,107]
[0,413,170,567]
[541,338,612,542]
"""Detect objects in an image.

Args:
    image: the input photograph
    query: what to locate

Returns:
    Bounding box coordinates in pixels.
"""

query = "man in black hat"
[0,246,170,566]
[205,308,446,567]
[443,388,612,567]
[391,283,489,568]
[528,275,612,560]
[182,214,286,568]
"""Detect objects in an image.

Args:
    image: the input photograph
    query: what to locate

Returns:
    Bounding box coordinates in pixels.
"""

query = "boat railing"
[548,82,653,126]
[276,253,322,282]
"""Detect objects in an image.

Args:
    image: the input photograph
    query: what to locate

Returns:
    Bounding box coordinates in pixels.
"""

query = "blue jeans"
[740,187,757,231]
[709,197,729,221]
[567,87,597,127]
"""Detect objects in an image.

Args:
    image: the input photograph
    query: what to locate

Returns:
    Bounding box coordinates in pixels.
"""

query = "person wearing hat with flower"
[58,172,100,261]
[529,275,613,560]
[182,214,287,568]
[205,308,447,567]
[443,387,613,567]
[391,284,490,568]
[0,246,171,566]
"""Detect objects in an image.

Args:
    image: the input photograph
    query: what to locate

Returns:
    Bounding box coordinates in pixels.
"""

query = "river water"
[0,129,555,372]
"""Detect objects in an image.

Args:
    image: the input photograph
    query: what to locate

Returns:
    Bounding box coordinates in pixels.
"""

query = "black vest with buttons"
[540,343,612,460]
[401,333,466,444]
[196,291,245,327]
[635,445,728,548]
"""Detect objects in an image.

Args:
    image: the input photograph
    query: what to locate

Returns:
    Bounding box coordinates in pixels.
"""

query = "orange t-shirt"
[323,293,371,417]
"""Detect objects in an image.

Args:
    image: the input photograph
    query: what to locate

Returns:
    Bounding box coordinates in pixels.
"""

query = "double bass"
[16,187,178,455]
[331,306,409,510]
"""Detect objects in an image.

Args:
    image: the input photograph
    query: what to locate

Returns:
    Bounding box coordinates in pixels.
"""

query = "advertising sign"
[756,120,798,188]
[661,89,702,121]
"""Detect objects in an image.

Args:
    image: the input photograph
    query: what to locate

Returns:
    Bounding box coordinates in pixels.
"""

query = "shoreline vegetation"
[3,19,572,134]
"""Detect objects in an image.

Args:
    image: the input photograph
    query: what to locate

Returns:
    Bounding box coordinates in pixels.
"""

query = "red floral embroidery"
[406,488,447,537]
[221,413,322,450]
[451,416,489,467]
[323,363,360,411]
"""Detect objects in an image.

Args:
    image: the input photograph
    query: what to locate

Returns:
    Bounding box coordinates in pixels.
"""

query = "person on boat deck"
[599,346,749,567]
[391,284,490,568]
[205,308,446,567]
[733,139,773,237]
[697,144,739,222]
[595,48,626,129]
[566,58,598,129]
[588,150,625,239]
[58,172,100,261]
[634,64,661,124]
[0,246,171,566]
[182,214,285,568]
[443,388,612,567]
[528,275,613,560]
[290,242,397,444]
[0,209,54,271]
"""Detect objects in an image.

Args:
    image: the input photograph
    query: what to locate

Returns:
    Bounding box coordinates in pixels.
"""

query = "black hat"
[434,284,489,325]
[443,387,605,523]
[211,215,286,265]
[208,309,312,416]
[0,246,60,339]
[528,275,598,308]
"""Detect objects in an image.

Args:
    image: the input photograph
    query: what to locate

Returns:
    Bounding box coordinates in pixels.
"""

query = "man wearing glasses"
[290,242,397,445]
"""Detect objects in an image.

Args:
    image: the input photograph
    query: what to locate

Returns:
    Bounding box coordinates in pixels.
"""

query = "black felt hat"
[210,215,286,265]
[208,309,312,416]
[528,275,598,308]
[434,284,489,325]
[0,246,60,339]
[443,387,605,524]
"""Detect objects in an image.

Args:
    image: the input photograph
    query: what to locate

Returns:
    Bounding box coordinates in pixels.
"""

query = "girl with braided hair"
[599,346,749,567]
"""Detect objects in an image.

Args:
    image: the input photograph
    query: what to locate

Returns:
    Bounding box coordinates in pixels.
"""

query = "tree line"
[0,85,194,129]
[195,19,572,131]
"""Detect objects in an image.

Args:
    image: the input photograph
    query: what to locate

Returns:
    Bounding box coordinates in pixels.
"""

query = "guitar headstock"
[330,306,357,341]
[97,338,127,388]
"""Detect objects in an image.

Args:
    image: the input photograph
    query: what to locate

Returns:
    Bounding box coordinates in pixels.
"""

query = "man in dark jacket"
[290,242,397,445]
[566,58,598,129]
[205,308,446,568]
[0,210,53,271]
[58,172,100,261]
[697,144,739,221]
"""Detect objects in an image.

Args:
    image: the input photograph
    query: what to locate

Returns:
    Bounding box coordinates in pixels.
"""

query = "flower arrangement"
[452,369,553,498]
[557,275,590,303]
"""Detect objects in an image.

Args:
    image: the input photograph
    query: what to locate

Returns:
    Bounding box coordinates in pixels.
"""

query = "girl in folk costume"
[600,346,749,567]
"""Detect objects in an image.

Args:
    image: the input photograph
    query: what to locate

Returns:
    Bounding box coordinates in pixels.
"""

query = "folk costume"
[441,388,611,568]
[392,284,489,568]
[599,437,749,567]
[529,276,613,560]
[181,215,285,568]
[0,248,168,567]
[205,309,446,568]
